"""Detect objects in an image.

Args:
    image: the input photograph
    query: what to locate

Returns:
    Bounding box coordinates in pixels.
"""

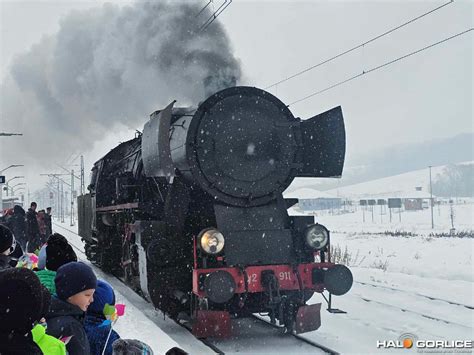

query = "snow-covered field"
[299,202,474,354]
[54,201,473,354]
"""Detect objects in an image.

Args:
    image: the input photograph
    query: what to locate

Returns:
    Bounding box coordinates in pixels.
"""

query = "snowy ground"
[299,203,474,354]
[53,203,473,354]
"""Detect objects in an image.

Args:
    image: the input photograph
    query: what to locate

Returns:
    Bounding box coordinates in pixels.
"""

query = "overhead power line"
[288,28,473,107]
[265,0,454,90]
[197,0,213,16]
[198,0,233,32]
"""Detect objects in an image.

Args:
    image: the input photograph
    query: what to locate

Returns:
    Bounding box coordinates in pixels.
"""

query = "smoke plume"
[0,1,241,168]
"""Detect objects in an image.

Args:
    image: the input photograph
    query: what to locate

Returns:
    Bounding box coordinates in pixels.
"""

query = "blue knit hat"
[55,262,97,300]
[87,279,115,314]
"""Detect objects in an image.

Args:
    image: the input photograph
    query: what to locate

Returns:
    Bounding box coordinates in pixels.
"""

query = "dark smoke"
[0,1,241,166]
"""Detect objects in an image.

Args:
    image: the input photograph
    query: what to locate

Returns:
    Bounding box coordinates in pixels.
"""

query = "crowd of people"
[0,202,52,253]
[0,202,187,355]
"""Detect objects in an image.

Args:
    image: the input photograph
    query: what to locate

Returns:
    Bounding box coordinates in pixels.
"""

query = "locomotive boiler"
[78,86,353,337]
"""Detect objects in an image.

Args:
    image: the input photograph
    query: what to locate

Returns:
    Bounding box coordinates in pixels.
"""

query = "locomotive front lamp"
[305,224,329,250]
[199,228,225,255]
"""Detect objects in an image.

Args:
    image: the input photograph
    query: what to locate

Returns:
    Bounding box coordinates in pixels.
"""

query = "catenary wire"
[264,0,454,90]
[288,28,473,107]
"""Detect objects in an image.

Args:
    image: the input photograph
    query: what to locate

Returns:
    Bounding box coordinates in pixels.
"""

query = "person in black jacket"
[0,224,15,270]
[45,207,53,237]
[0,268,50,355]
[46,261,97,355]
[6,205,27,251]
[26,202,41,253]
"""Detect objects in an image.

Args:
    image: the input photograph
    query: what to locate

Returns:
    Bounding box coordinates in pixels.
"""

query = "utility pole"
[449,199,455,233]
[57,178,60,220]
[70,169,75,226]
[54,163,80,223]
[65,191,69,216]
[429,166,434,229]
[80,155,85,195]
[60,180,64,223]
[40,173,70,220]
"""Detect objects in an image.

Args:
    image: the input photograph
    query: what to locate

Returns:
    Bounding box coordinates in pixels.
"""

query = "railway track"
[250,315,339,355]
[354,280,474,310]
[350,281,473,329]
[54,222,337,354]
[358,296,470,328]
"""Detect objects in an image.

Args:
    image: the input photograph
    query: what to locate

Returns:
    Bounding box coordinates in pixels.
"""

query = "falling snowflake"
[247,143,255,155]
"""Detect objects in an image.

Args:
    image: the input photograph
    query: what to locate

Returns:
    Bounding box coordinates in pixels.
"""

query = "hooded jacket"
[84,312,120,355]
[32,324,66,355]
[46,296,91,355]
[84,280,120,355]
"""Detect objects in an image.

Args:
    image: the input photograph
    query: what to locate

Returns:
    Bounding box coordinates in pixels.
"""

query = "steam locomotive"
[78,86,353,337]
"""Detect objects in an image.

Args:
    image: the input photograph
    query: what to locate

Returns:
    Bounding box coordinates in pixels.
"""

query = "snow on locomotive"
[78,86,353,337]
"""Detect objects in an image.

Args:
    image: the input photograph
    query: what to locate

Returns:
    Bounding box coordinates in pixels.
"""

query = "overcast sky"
[0,0,472,195]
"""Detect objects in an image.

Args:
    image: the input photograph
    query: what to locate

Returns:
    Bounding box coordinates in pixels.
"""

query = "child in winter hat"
[46,233,77,271]
[46,262,97,355]
[36,233,77,293]
[54,261,97,303]
[0,268,47,354]
[85,280,121,355]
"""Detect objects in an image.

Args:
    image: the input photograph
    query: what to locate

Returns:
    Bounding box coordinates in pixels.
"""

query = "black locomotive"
[78,86,353,336]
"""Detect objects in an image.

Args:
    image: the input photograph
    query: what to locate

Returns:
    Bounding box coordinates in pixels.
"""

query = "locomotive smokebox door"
[184,86,300,207]
[298,106,345,178]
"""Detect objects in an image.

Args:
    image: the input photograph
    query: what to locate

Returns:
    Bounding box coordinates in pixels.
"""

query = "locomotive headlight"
[199,228,225,255]
[305,224,329,250]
